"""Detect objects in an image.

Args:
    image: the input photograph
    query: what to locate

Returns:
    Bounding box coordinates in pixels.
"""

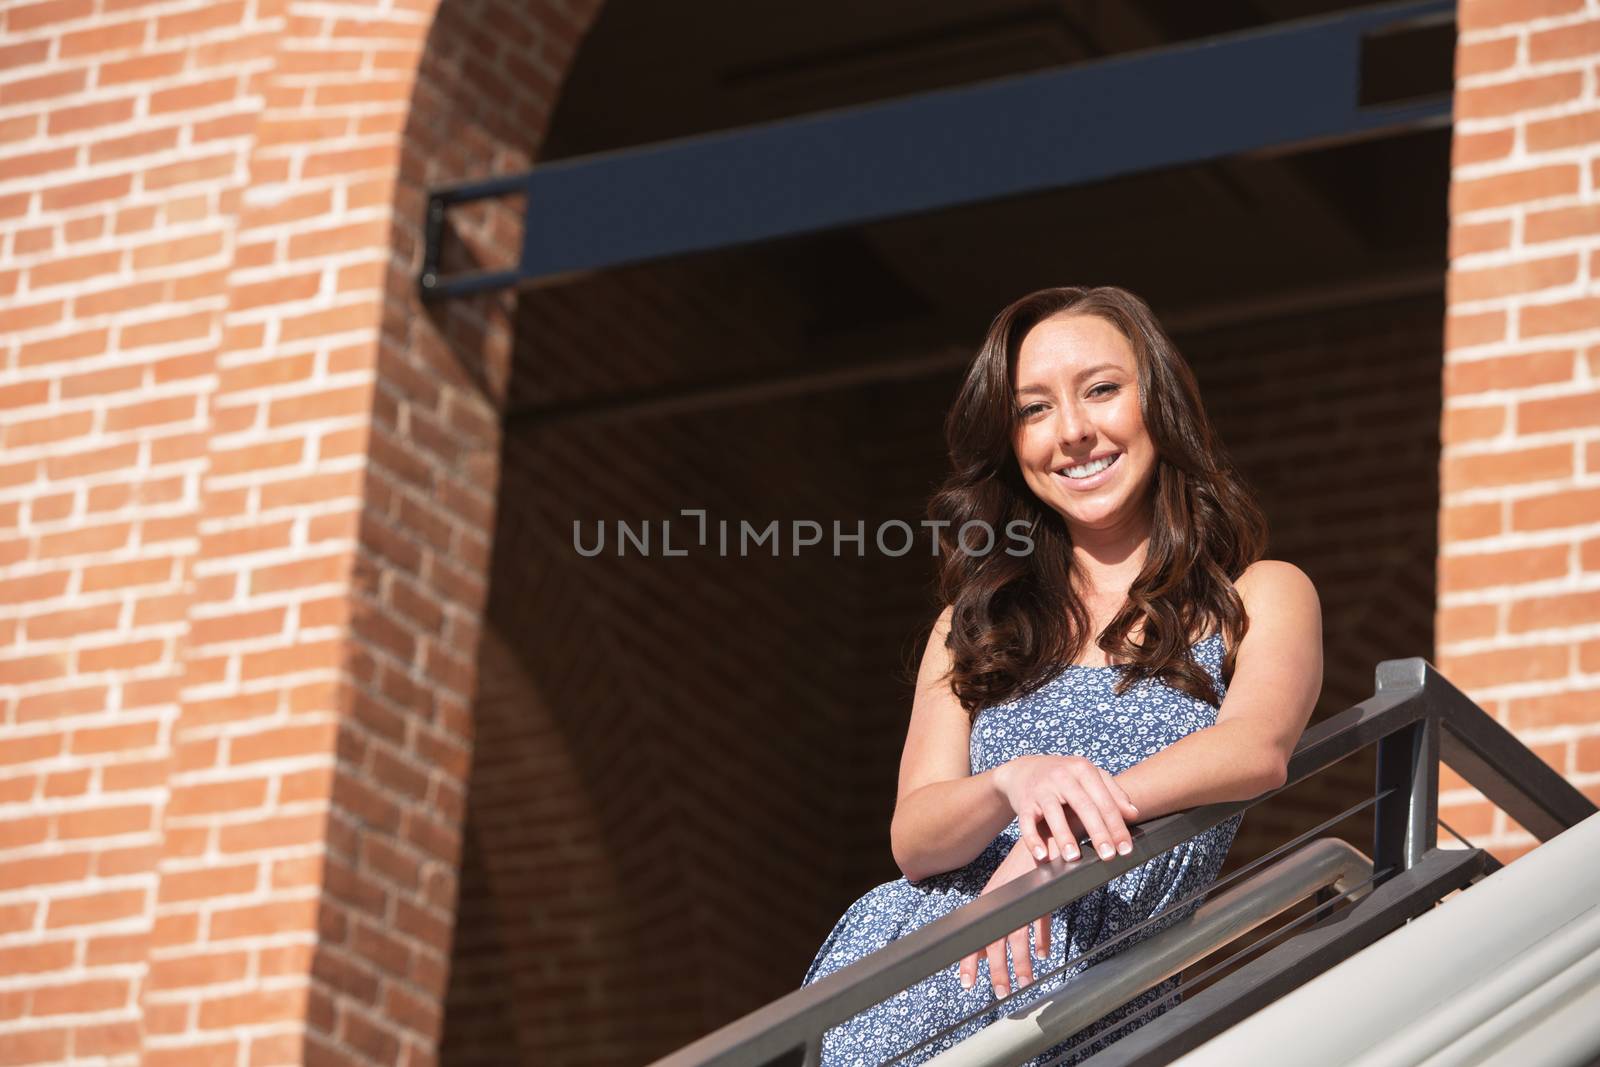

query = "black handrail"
[649,656,1597,1067]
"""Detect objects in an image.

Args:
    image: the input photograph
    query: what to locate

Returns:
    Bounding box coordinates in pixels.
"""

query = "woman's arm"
[893,561,1320,879]
[1112,560,1323,819]
[889,606,1019,882]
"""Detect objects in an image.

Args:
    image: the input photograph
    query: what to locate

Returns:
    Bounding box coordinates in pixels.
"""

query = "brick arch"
[135,1,606,1064]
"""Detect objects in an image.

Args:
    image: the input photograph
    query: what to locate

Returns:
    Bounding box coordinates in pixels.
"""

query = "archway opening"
[440,2,1448,1062]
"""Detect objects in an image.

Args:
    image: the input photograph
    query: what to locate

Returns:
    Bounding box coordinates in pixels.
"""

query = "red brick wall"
[1439,0,1600,858]
[4,1,316,1060]
[0,0,601,1063]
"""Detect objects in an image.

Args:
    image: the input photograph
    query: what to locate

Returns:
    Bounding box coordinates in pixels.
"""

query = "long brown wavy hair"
[926,285,1268,720]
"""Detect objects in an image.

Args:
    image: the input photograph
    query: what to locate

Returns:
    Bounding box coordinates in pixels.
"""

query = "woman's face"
[1010,312,1158,536]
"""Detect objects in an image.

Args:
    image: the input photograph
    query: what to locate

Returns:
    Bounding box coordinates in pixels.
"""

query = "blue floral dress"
[802,631,1244,1067]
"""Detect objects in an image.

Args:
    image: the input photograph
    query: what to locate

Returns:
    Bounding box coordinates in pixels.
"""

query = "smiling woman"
[799,285,1323,1066]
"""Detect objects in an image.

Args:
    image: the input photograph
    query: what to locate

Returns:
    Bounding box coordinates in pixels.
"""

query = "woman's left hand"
[957,835,1060,998]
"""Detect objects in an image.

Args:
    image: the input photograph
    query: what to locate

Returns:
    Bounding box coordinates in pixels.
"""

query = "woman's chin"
[1057,501,1137,533]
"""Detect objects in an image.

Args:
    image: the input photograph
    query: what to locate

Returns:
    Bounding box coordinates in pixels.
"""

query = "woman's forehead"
[1014,314,1136,383]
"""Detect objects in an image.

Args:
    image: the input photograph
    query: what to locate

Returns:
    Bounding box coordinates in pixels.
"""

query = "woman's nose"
[1054,403,1091,446]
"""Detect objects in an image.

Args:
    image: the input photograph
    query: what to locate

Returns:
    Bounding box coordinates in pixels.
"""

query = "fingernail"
[1118,841,1132,856]
[1098,842,1114,860]
[1033,846,1046,860]
[961,974,972,989]
[994,985,1008,999]
[1067,846,1080,860]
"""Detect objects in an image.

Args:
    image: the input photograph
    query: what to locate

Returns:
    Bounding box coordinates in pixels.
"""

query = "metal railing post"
[1373,659,1439,883]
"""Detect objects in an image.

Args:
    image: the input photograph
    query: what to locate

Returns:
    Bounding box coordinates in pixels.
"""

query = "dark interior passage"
[438,1,1449,1062]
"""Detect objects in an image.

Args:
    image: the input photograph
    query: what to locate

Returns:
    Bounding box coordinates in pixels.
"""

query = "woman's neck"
[1073,558,1143,598]
[1068,521,1151,598]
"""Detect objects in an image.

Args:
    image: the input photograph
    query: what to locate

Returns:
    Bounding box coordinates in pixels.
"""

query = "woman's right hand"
[957,835,1056,997]
[992,754,1140,864]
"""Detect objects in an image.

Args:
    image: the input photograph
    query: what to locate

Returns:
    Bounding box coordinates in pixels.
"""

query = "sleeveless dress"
[801,630,1244,1067]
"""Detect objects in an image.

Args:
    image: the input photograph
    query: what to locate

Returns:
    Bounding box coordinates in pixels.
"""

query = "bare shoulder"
[1223,560,1320,657]
[1236,559,1320,609]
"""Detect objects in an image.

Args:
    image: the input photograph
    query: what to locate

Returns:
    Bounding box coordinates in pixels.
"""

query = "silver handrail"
[925,838,1373,1067]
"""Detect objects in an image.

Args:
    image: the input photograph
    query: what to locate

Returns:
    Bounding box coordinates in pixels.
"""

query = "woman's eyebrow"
[1016,363,1125,396]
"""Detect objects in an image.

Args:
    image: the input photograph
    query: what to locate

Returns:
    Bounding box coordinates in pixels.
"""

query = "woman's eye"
[1089,383,1120,398]
[1018,403,1046,418]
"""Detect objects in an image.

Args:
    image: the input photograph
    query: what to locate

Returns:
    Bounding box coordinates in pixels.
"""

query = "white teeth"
[1060,454,1117,479]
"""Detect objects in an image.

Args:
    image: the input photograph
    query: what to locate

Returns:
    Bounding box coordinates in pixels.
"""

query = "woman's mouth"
[1053,452,1121,488]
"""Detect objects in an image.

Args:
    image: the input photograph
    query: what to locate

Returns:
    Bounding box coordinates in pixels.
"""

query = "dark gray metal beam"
[1434,683,1598,842]
[419,0,1452,300]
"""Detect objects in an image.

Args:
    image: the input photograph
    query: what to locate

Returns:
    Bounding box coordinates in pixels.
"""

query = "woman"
[801,286,1322,1066]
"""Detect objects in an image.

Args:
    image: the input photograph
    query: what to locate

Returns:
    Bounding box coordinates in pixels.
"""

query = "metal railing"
[924,837,1376,1067]
[648,656,1597,1067]
[1167,808,1600,1067]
